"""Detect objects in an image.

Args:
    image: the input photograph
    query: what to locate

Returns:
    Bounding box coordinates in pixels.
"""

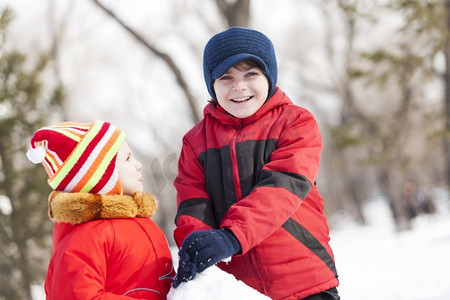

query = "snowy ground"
[32,193,450,299]
[330,194,450,300]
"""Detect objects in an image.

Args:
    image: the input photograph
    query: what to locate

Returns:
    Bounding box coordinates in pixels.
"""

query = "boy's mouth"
[231,96,252,103]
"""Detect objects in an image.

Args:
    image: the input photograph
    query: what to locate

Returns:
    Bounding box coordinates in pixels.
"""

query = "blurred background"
[1,0,449,299]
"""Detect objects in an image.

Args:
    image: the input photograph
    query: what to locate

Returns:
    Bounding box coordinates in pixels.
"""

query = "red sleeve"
[221,109,322,253]
[173,136,215,248]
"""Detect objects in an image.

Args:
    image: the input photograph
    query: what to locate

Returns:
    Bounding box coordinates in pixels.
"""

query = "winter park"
[1,1,450,299]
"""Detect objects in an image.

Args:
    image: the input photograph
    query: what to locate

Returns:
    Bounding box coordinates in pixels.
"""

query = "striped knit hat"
[26,120,126,195]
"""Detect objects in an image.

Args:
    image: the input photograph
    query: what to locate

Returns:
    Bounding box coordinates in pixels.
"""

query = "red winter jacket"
[45,192,174,299]
[174,88,338,300]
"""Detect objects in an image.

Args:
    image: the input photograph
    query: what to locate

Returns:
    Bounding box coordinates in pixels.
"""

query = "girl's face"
[213,63,269,119]
[116,141,143,196]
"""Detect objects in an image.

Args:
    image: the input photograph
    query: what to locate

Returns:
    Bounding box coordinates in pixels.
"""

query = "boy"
[27,120,174,299]
[172,27,340,300]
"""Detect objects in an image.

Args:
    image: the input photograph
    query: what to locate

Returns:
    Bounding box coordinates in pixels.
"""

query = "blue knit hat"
[203,27,278,99]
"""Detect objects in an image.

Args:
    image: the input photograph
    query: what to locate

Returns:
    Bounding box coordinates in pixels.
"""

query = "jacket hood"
[203,87,292,127]
[48,191,158,225]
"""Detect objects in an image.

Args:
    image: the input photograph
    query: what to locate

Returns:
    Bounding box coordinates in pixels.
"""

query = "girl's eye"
[126,154,132,161]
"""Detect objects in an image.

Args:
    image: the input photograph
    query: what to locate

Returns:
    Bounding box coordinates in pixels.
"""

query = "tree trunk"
[379,168,410,231]
[216,0,250,27]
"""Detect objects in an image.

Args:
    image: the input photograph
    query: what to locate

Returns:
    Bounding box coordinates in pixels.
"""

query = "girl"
[27,120,174,299]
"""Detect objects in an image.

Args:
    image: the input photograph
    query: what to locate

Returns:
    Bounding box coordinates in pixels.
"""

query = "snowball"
[167,265,270,300]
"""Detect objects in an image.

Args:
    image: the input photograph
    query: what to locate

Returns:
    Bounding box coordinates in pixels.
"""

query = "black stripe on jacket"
[282,218,338,278]
[254,169,312,200]
[175,198,217,228]
[235,139,277,197]
[198,146,236,224]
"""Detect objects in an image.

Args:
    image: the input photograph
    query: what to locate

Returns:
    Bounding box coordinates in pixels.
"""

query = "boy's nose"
[232,80,246,91]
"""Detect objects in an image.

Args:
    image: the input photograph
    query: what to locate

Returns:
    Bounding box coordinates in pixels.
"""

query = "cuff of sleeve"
[221,228,242,255]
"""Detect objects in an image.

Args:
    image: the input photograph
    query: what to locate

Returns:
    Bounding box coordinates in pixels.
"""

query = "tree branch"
[91,0,201,123]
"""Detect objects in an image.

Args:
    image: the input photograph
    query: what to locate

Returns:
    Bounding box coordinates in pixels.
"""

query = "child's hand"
[172,255,197,288]
[172,228,241,288]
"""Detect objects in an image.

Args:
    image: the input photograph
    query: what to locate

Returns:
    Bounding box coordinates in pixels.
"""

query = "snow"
[167,265,270,300]
[330,195,450,300]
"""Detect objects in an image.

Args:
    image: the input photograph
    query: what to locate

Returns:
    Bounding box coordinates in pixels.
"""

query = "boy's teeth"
[232,96,250,102]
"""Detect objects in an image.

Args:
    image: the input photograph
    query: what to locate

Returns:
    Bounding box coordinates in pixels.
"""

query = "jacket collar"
[203,87,292,128]
[48,191,158,225]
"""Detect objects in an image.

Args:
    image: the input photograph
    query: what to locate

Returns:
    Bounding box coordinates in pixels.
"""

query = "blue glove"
[172,228,241,288]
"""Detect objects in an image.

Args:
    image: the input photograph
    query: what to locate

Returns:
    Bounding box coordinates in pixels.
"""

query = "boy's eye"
[219,75,232,80]
[246,68,262,76]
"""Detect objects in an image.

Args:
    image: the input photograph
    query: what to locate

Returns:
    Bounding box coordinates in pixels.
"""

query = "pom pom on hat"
[26,146,46,164]
[27,120,126,195]
[203,27,278,100]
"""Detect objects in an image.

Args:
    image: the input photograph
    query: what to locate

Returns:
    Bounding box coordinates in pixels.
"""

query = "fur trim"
[48,191,158,224]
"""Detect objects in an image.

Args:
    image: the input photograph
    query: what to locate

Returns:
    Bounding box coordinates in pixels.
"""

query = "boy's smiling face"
[116,141,144,196]
[213,62,269,119]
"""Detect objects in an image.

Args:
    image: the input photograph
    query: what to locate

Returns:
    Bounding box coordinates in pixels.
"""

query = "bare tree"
[314,0,443,229]
[91,0,202,123]
[331,0,368,224]
[344,11,440,229]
